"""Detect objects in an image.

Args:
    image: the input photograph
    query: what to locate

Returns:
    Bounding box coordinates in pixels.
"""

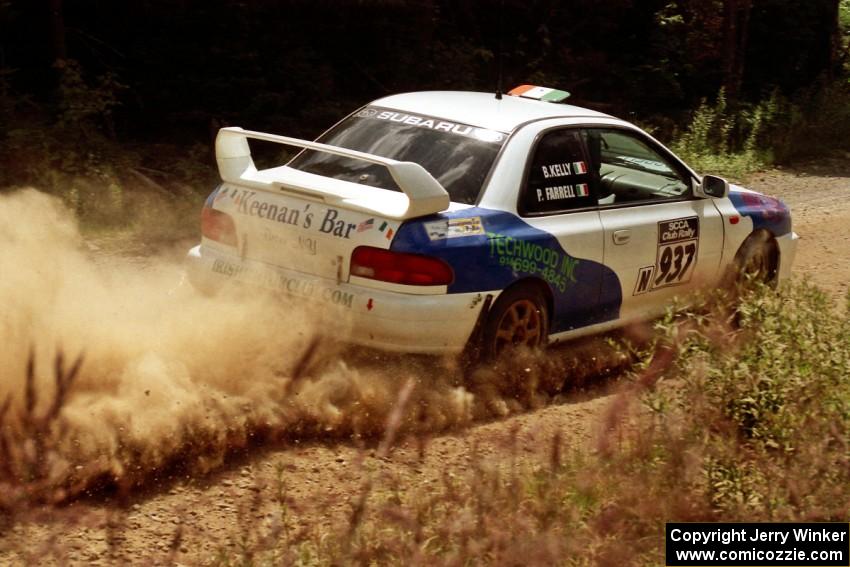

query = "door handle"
[612,230,631,245]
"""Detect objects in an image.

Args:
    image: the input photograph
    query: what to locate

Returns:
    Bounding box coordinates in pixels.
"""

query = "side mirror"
[696,175,729,199]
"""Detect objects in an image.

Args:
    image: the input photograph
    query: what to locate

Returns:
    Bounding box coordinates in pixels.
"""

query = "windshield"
[288,106,507,205]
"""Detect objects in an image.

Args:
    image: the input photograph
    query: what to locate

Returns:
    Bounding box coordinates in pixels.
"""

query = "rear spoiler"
[215,127,450,220]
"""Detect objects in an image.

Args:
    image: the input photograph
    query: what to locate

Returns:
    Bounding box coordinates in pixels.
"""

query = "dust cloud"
[0,189,588,502]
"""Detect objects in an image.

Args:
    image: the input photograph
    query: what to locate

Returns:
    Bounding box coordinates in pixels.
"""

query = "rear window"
[288,106,507,205]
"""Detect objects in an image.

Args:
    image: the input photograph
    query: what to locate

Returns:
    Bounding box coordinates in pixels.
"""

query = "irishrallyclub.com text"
[665,523,849,566]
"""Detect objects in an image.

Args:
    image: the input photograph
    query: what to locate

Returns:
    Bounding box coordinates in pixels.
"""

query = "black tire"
[731,231,778,291]
[481,284,549,360]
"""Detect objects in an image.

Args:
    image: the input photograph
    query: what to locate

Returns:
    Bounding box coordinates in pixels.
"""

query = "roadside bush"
[670,88,778,178]
[670,81,850,179]
[645,282,850,519]
[769,81,850,162]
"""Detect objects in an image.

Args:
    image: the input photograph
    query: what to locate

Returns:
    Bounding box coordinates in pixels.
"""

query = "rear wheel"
[481,285,549,360]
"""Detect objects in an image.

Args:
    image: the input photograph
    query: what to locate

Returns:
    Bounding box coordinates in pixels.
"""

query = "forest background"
[0,0,848,226]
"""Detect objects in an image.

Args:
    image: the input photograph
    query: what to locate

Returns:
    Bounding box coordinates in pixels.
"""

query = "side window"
[521,129,595,215]
[585,129,690,205]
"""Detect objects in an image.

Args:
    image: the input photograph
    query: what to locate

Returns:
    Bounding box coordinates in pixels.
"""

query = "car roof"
[371,91,614,133]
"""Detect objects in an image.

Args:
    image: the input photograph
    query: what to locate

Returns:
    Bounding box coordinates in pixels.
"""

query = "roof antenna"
[495,0,504,100]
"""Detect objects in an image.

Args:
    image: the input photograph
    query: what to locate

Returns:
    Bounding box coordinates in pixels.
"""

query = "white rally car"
[186,85,798,357]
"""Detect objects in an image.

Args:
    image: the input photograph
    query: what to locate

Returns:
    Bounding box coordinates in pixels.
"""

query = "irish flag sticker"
[576,183,590,197]
[508,84,571,103]
[572,161,588,174]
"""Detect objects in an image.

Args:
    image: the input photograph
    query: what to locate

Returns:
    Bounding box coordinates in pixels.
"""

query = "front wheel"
[731,231,778,291]
[481,285,549,360]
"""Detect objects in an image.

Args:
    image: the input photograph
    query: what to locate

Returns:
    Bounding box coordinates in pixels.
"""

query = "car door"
[515,127,615,334]
[586,127,724,322]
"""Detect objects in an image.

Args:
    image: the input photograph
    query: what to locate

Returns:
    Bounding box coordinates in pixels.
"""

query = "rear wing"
[215,127,450,220]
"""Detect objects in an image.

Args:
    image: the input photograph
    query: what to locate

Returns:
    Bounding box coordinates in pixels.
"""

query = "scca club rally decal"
[634,216,700,295]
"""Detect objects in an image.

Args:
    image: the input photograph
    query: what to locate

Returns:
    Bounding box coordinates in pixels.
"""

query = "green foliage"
[650,1,724,101]
[669,77,850,176]
[647,281,850,518]
[671,89,779,178]
[710,284,847,448]
[839,0,850,54]
[769,82,850,162]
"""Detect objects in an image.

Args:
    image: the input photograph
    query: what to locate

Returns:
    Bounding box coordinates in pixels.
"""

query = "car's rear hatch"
[209,127,451,280]
[210,178,408,280]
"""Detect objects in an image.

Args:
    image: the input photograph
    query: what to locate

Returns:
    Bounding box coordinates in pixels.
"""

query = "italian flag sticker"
[576,183,590,197]
[572,161,588,174]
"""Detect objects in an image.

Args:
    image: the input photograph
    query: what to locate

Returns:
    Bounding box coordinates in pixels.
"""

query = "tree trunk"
[826,0,842,79]
[722,0,752,100]
[49,0,67,62]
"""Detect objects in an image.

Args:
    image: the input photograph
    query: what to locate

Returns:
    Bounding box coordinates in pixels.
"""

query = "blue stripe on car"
[390,207,622,333]
[204,185,222,207]
[728,190,792,236]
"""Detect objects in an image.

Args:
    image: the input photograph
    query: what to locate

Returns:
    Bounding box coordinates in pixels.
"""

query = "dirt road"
[748,160,850,298]
[2,162,848,564]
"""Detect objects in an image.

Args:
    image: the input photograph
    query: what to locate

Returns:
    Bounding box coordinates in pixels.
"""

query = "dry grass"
[2,280,849,566]
[0,349,84,508]
[200,281,850,566]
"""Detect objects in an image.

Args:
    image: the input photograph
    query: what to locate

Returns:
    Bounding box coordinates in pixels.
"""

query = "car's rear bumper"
[185,245,487,354]
[775,231,799,283]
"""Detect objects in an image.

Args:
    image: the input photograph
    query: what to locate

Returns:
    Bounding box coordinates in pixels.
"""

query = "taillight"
[201,206,237,246]
[350,246,454,286]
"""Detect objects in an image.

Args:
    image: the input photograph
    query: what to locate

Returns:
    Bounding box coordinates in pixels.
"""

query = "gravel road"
[2,161,848,565]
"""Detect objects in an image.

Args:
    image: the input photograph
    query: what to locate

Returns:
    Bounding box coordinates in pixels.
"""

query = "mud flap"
[459,293,493,370]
